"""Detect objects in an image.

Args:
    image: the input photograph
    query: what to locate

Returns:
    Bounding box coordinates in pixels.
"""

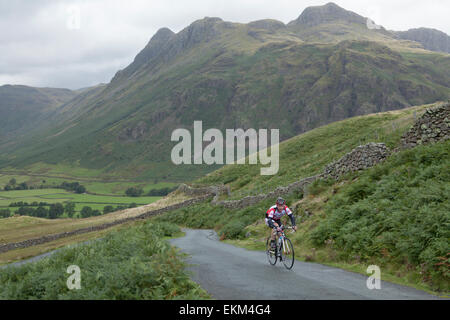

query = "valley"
[0,2,448,301]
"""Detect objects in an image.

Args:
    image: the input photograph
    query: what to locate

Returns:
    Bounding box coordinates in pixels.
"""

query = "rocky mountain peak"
[288,2,366,27]
[393,28,450,53]
[151,27,175,42]
[134,27,175,64]
[176,17,224,47]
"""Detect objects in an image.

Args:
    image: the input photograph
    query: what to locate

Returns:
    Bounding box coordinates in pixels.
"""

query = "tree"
[75,185,86,194]
[49,203,64,219]
[103,205,114,214]
[18,182,28,190]
[80,206,93,218]
[17,206,34,216]
[9,178,16,186]
[35,206,48,218]
[0,209,11,218]
[64,202,76,218]
[125,187,143,197]
[147,187,177,196]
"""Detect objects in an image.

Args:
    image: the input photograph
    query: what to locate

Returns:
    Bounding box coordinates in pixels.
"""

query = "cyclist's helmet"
[276,197,285,205]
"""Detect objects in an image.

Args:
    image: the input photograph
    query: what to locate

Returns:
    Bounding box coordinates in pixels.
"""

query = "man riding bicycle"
[265,197,297,250]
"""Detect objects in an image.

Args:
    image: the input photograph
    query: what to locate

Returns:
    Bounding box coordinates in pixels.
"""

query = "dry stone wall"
[177,183,230,202]
[0,193,212,254]
[212,174,322,209]
[212,142,390,209]
[401,101,450,148]
[322,143,390,180]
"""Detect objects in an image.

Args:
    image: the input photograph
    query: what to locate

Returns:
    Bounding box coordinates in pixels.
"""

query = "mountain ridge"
[1,2,449,182]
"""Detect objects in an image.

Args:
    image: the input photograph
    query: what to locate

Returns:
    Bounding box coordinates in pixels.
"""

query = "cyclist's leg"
[277,222,285,257]
[266,218,277,248]
[268,219,279,241]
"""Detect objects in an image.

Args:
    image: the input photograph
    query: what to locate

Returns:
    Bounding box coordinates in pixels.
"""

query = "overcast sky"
[0,0,449,90]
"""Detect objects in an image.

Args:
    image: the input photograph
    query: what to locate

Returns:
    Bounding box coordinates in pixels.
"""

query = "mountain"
[393,28,450,53]
[0,2,449,182]
[0,85,77,138]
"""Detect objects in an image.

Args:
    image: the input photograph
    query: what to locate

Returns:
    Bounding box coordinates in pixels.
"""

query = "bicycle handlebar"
[273,226,296,233]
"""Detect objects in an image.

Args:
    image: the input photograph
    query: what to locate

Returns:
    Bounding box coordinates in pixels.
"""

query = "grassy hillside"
[196,103,431,197]
[155,102,449,293]
[1,4,449,183]
[0,85,77,138]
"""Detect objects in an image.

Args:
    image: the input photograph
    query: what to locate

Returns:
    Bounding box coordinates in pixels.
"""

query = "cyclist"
[265,197,297,251]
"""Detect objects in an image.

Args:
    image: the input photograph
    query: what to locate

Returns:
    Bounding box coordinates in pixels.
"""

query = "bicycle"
[266,226,295,270]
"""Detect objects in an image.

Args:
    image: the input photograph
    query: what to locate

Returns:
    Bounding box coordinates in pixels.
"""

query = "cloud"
[0,0,449,89]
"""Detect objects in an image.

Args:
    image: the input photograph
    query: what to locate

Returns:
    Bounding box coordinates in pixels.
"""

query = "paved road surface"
[169,229,441,300]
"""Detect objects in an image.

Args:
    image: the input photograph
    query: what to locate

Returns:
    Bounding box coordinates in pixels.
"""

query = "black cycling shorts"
[265,218,284,229]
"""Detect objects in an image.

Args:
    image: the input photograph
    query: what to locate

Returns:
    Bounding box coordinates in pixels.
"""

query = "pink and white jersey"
[266,205,292,221]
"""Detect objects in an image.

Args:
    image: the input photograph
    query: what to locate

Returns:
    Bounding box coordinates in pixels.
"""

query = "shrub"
[49,203,64,219]
[307,178,334,196]
[147,186,177,196]
[80,206,93,218]
[0,222,205,299]
[153,222,181,236]
[75,185,86,194]
[60,181,86,194]
[35,206,48,218]
[310,141,450,290]
[103,206,114,214]
[64,202,76,218]
[220,221,246,239]
[0,209,11,218]
[125,187,143,197]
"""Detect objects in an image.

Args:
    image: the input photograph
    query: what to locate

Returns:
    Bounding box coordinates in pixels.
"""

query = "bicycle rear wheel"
[266,236,277,265]
[280,237,295,270]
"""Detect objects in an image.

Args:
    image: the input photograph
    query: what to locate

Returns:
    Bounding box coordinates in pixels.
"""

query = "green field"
[0,172,178,196]
[0,188,162,214]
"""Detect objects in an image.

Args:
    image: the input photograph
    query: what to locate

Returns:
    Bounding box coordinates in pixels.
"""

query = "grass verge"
[0,221,210,299]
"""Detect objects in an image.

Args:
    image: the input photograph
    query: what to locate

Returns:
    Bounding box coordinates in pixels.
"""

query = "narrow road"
[169,229,441,300]
[0,240,97,269]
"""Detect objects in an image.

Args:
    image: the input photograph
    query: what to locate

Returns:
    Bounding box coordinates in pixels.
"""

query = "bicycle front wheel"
[266,236,277,265]
[280,237,295,270]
